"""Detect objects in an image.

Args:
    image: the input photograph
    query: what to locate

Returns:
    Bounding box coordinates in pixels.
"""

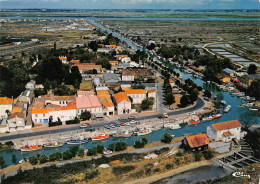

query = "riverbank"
[125,160,212,184]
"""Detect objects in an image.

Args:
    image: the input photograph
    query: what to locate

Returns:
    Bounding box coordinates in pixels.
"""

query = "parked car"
[115,123,121,127]
[128,116,135,119]
[125,122,130,126]
[104,125,110,129]
[120,123,126,126]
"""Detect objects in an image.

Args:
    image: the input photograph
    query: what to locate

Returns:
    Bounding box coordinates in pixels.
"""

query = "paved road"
[156,83,167,114]
[0,97,204,142]
[5,141,181,178]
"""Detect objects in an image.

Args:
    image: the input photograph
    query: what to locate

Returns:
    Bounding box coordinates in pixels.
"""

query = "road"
[0,97,204,142]
[4,141,181,178]
[156,82,167,114]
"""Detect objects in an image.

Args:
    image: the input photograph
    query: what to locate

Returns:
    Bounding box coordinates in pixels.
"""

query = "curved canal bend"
[1,18,259,168]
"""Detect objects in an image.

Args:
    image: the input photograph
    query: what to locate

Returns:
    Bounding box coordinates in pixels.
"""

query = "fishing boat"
[169,124,181,130]
[20,145,43,152]
[67,135,88,145]
[170,135,175,138]
[202,116,213,122]
[223,105,231,113]
[188,120,200,125]
[44,141,64,148]
[213,114,222,119]
[136,128,152,136]
[91,133,109,141]
[249,107,259,111]
[150,126,162,131]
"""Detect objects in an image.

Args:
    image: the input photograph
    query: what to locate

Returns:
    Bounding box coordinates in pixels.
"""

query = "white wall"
[127,93,146,104]
[206,125,241,142]
[32,113,49,125]
[0,104,13,119]
[49,109,77,122]
[122,75,134,81]
[117,100,131,115]
[77,107,102,116]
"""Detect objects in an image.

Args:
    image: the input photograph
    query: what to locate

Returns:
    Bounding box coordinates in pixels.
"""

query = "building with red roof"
[125,89,146,104]
[113,92,131,115]
[76,95,102,116]
[182,133,209,151]
[206,120,242,142]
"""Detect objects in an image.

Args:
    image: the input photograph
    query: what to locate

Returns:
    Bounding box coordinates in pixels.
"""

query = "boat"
[44,141,64,148]
[150,126,162,131]
[20,145,43,152]
[213,114,222,119]
[223,105,231,113]
[202,116,213,122]
[188,120,200,125]
[118,130,133,138]
[249,108,258,111]
[170,135,175,138]
[67,135,88,145]
[136,128,152,136]
[220,100,226,105]
[91,133,109,141]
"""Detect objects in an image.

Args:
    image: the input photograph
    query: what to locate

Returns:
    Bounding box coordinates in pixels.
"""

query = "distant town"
[0,9,259,184]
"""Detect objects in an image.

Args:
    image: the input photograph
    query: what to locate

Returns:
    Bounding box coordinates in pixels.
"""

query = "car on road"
[110,124,115,128]
[120,123,126,126]
[80,123,90,128]
[125,122,130,126]
[128,116,135,119]
[115,123,121,127]
[203,107,209,110]
[118,117,128,121]
[104,125,110,129]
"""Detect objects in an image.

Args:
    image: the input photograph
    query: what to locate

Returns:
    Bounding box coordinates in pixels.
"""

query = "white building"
[121,57,131,63]
[76,96,102,116]
[0,97,13,120]
[125,89,146,104]
[206,120,242,142]
[7,112,26,132]
[148,89,156,99]
[114,92,131,115]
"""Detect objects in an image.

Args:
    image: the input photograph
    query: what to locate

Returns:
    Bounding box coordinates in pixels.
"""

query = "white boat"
[220,100,226,105]
[170,135,175,138]
[170,124,181,130]
[202,116,213,122]
[136,128,152,136]
[150,126,162,131]
[223,105,231,113]
[249,108,258,111]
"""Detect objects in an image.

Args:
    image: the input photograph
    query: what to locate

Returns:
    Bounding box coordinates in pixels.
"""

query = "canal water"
[152,165,232,184]
[0,17,259,168]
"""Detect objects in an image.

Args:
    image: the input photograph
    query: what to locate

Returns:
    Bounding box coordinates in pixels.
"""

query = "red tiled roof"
[186,133,209,148]
[212,120,241,131]
[0,97,13,105]
[8,112,24,120]
[114,92,131,104]
[125,89,146,94]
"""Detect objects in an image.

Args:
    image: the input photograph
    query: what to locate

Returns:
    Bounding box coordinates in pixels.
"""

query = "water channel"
[1,16,259,168]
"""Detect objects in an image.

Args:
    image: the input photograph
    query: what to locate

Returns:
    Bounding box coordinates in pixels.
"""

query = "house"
[18,90,34,105]
[113,92,131,115]
[116,55,129,60]
[125,89,146,104]
[31,108,49,127]
[59,56,67,64]
[103,73,119,85]
[31,38,39,42]
[77,90,95,97]
[109,61,119,66]
[122,68,154,82]
[97,90,114,116]
[129,61,139,67]
[182,133,209,151]
[148,89,156,99]
[76,96,102,116]
[121,57,131,63]
[0,119,8,133]
[93,77,102,86]
[7,112,26,132]
[74,63,102,73]
[206,120,242,142]
[0,97,13,120]
[169,79,175,87]
[223,68,235,77]
[25,80,36,91]
[97,48,110,53]
[46,96,75,107]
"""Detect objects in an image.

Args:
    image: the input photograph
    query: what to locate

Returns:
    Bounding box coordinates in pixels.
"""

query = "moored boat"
[220,100,226,105]
[20,145,43,152]
[188,120,200,125]
[202,116,213,122]
[44,141,64,148]
[223,105,231,113]
[118,130,133,138]
[91,133,109,141]
[67,135,88,145]
[213,114,222,119]
[136,128,152,136]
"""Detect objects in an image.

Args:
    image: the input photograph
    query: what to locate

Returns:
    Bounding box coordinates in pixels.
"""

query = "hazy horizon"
[0,0,259,10]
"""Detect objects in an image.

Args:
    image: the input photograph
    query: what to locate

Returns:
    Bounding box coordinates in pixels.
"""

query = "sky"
[0,0,260,9]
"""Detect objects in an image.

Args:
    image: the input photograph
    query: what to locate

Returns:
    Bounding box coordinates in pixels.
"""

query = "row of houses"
[182,120,244,151]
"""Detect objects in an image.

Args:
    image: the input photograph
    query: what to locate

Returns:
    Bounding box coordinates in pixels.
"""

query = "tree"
[96,145,104,154]
[146,43,156,50]
[80,111,91,121]
[39,154,48,164]
[141,97,154,110]
[12,154,16,164]
[0,155,4,168]
[247,64,257,74]
[142,137,148,145]
[115,142,127,151]
[161,133,173,143]
[204,90,211,98]
[134,140,145,148]
[88,41,98,52]
[78,149,85,158]
[49,152,62,162]
[180,95,189,107]
[190,89,198,103]
[63,150,73,160]
[194,151,202,161]
[165,92,175,105]
[108,143,115,151]
[28,156,38,165]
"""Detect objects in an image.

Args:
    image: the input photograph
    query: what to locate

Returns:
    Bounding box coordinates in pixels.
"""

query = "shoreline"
[125,160,212,184]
